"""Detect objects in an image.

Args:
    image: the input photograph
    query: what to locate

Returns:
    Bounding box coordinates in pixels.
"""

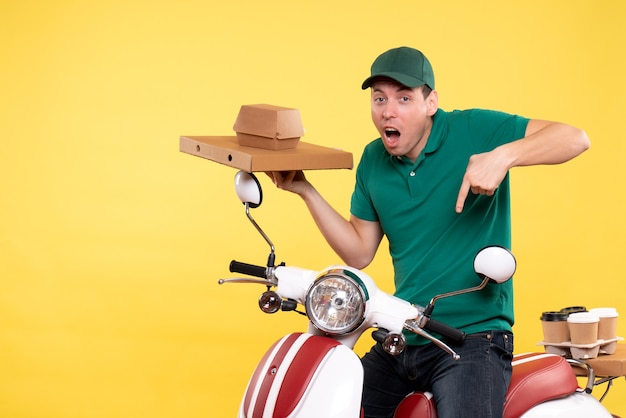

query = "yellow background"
[2,0,625,416]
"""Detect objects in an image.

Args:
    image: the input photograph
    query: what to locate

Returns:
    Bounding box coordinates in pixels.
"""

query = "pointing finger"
[456,178,470,213]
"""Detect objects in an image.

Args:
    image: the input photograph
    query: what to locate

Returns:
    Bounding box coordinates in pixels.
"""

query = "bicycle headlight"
[304,268,367,335]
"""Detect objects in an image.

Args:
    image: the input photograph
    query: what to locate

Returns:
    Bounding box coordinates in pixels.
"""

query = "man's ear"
[426,90,439,116]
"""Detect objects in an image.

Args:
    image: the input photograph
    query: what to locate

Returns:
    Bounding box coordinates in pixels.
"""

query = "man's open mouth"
[384,128,401,142]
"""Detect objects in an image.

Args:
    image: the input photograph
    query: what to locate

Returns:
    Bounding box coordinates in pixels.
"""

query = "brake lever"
[404,318,461,360]
[218,277,278,286]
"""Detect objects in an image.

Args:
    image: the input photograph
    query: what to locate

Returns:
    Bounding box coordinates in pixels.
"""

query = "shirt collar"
[386,108,447,164]
[423,108,446,154]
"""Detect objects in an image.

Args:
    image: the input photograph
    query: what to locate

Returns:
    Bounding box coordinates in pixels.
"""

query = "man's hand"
[266,170,310,195]
[455,120,590,213]
[455,150,511,213]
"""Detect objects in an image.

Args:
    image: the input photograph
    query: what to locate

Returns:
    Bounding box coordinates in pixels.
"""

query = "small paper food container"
[233,104,304,150]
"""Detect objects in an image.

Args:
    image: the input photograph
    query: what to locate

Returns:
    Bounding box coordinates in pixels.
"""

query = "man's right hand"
[266,170,310,195]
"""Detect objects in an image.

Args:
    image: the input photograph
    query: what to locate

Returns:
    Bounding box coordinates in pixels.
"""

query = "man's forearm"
[504,120,590,169]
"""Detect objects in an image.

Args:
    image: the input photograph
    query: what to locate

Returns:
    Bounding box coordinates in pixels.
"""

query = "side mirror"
[424,245,516,315]
[219,171,275,287]
[234,171,262,208]
[233,170,276,264]
[474,246,516,284]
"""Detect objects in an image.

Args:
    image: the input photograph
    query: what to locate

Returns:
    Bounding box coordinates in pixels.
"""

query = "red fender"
[242,333,343,418]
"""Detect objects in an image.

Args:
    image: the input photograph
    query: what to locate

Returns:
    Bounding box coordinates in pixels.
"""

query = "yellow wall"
[2,0,625,416]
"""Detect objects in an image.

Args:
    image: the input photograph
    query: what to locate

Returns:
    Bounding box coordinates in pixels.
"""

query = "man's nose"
[382,102,396,118]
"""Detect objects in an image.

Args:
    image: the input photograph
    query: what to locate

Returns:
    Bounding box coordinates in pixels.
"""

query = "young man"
[268,46,589,418]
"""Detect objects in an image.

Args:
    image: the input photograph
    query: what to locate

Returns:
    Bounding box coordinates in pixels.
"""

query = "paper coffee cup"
[589,307,618,341]
[541,311,569,343]
[567,312,599,345]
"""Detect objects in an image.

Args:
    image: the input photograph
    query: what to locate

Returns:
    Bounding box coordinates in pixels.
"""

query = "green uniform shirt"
[350,108,529,345]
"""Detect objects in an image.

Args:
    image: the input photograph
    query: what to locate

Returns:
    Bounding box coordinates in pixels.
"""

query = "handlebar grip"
[423,317,466,344]
[229,260,267,278]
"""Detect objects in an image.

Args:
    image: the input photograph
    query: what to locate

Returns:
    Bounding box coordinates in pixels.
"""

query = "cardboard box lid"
[232,104,304,139]
[180,136,353,172]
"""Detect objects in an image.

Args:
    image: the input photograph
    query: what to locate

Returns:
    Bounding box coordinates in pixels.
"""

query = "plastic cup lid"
[540,311,568,321]
[567,312,600,324]
[589,307,619,318]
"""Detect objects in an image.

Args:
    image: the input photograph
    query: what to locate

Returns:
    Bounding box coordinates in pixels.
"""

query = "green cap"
[361,47,435,90]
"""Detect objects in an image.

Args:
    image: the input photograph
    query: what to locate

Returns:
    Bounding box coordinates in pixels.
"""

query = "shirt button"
[409,171,415,177]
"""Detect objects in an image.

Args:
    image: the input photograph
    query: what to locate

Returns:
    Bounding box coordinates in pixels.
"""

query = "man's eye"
[374,97,386,103]
[400,96,411,102]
